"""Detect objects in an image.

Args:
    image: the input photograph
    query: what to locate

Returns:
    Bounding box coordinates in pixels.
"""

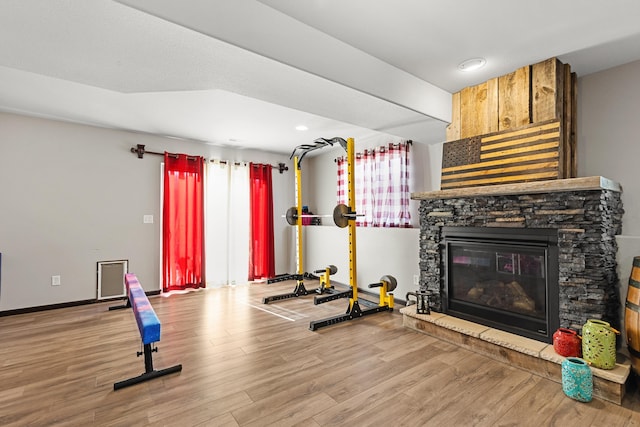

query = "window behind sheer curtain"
[337,141,411,228]
[205,161,250,287]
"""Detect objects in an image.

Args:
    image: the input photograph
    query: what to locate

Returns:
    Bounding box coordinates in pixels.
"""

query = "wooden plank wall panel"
[461,82,491,138]
[532,58,564,123]
[460,84,482,138]
[498,66,531,131]
[562,63,572,178]
[446,91,461,141]
[441,120,561,189]
[486,77,499,134]
[570,71,578,177]
[458,80,499,140]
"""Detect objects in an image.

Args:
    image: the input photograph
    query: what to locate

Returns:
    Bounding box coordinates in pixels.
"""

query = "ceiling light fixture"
[295,125,308,131]
[458,57,487,72]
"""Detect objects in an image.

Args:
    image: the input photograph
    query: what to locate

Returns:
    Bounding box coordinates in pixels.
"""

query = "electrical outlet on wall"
[413,274,419,286]
[51,275,61,286]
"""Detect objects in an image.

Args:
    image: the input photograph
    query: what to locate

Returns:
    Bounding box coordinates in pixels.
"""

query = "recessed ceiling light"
[295,125,308,131]
[458,57,486,72]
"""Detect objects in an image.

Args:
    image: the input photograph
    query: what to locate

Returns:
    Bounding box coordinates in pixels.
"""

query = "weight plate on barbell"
[380,275,397,292]
[333,204,349,228]
[285,206,298,226]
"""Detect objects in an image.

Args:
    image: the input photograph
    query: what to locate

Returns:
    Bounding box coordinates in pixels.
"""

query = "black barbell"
[314,265,338,275]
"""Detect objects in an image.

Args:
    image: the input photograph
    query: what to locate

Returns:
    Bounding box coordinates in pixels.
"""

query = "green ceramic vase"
[581,319,617,369]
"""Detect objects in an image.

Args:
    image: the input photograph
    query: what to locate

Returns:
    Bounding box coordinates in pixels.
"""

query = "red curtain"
[249,163,275,280]
[163,153,205,291]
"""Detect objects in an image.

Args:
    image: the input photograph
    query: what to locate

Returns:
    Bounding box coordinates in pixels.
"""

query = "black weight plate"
[381,275,397,292]
[285,206,298,225]
[333,204,349,228]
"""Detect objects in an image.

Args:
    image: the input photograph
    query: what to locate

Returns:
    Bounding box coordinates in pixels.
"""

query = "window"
[336,141,411,227]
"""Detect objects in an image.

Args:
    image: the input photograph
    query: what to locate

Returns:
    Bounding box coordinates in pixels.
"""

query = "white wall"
[577,58,640,340]
[578,59,640,236]
[304,225,420,302]
[0,112,292,311]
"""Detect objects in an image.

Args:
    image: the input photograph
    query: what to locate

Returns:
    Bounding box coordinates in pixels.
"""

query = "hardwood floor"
[1,280,639,426]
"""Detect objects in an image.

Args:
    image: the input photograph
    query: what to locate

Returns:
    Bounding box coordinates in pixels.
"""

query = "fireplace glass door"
[443,227,558,342]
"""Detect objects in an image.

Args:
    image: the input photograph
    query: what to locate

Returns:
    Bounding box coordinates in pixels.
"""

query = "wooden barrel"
[626,256,640,375]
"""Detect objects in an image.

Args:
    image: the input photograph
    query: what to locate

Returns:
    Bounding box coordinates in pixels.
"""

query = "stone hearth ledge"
[401,305,631,405]
[411,176,621,200]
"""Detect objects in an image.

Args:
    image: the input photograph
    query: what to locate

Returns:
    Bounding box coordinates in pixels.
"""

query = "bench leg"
[113,344,182,390]
[108,298,131,311]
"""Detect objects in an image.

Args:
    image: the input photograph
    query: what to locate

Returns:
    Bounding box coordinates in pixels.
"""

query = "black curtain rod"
[211,159,288,174]
[130,144,200,161]
[130,144,288,174]
[331,140,413,162]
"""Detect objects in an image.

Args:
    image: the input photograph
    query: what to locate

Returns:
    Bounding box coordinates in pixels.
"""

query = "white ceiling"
[1,1,640,154]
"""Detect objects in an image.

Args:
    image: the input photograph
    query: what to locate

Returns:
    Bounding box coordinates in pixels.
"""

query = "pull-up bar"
[290,137,347,168]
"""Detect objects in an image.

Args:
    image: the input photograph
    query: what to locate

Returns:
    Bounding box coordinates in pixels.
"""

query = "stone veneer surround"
[412,177,624,332]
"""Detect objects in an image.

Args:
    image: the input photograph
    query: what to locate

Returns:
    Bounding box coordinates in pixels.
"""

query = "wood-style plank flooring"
[1,280,639,426]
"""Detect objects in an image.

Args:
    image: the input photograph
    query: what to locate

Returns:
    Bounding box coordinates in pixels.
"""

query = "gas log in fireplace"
[413,177,624,345]
[443,227,559,342]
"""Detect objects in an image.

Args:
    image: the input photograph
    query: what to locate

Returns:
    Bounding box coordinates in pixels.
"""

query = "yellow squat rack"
[309,137,396,331]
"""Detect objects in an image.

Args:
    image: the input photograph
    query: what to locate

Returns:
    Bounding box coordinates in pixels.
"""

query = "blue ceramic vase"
[561,357,593,402]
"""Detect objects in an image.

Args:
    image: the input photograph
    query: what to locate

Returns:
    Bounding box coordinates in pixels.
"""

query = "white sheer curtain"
[205,161,250,287]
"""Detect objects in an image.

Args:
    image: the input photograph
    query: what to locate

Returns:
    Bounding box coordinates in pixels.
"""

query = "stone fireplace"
[413,176,623,344]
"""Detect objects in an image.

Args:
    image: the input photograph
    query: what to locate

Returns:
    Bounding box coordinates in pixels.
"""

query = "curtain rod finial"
[278,163,289,174]
[131,144,146,159]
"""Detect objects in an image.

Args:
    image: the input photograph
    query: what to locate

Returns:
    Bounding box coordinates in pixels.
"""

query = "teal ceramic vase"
[561,357,593,402]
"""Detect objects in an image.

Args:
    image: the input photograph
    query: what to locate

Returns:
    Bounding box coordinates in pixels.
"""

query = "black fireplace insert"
[442,227,559,343]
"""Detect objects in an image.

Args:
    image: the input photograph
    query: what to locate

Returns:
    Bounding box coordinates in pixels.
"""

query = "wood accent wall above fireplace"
[443,57,577,187]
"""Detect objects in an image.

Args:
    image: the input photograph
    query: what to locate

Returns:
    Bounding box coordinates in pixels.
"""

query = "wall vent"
[97,260,128,300]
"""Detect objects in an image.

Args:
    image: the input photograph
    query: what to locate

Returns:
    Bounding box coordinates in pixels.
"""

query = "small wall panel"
[97,260,128,300]
[441,120,561,189]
